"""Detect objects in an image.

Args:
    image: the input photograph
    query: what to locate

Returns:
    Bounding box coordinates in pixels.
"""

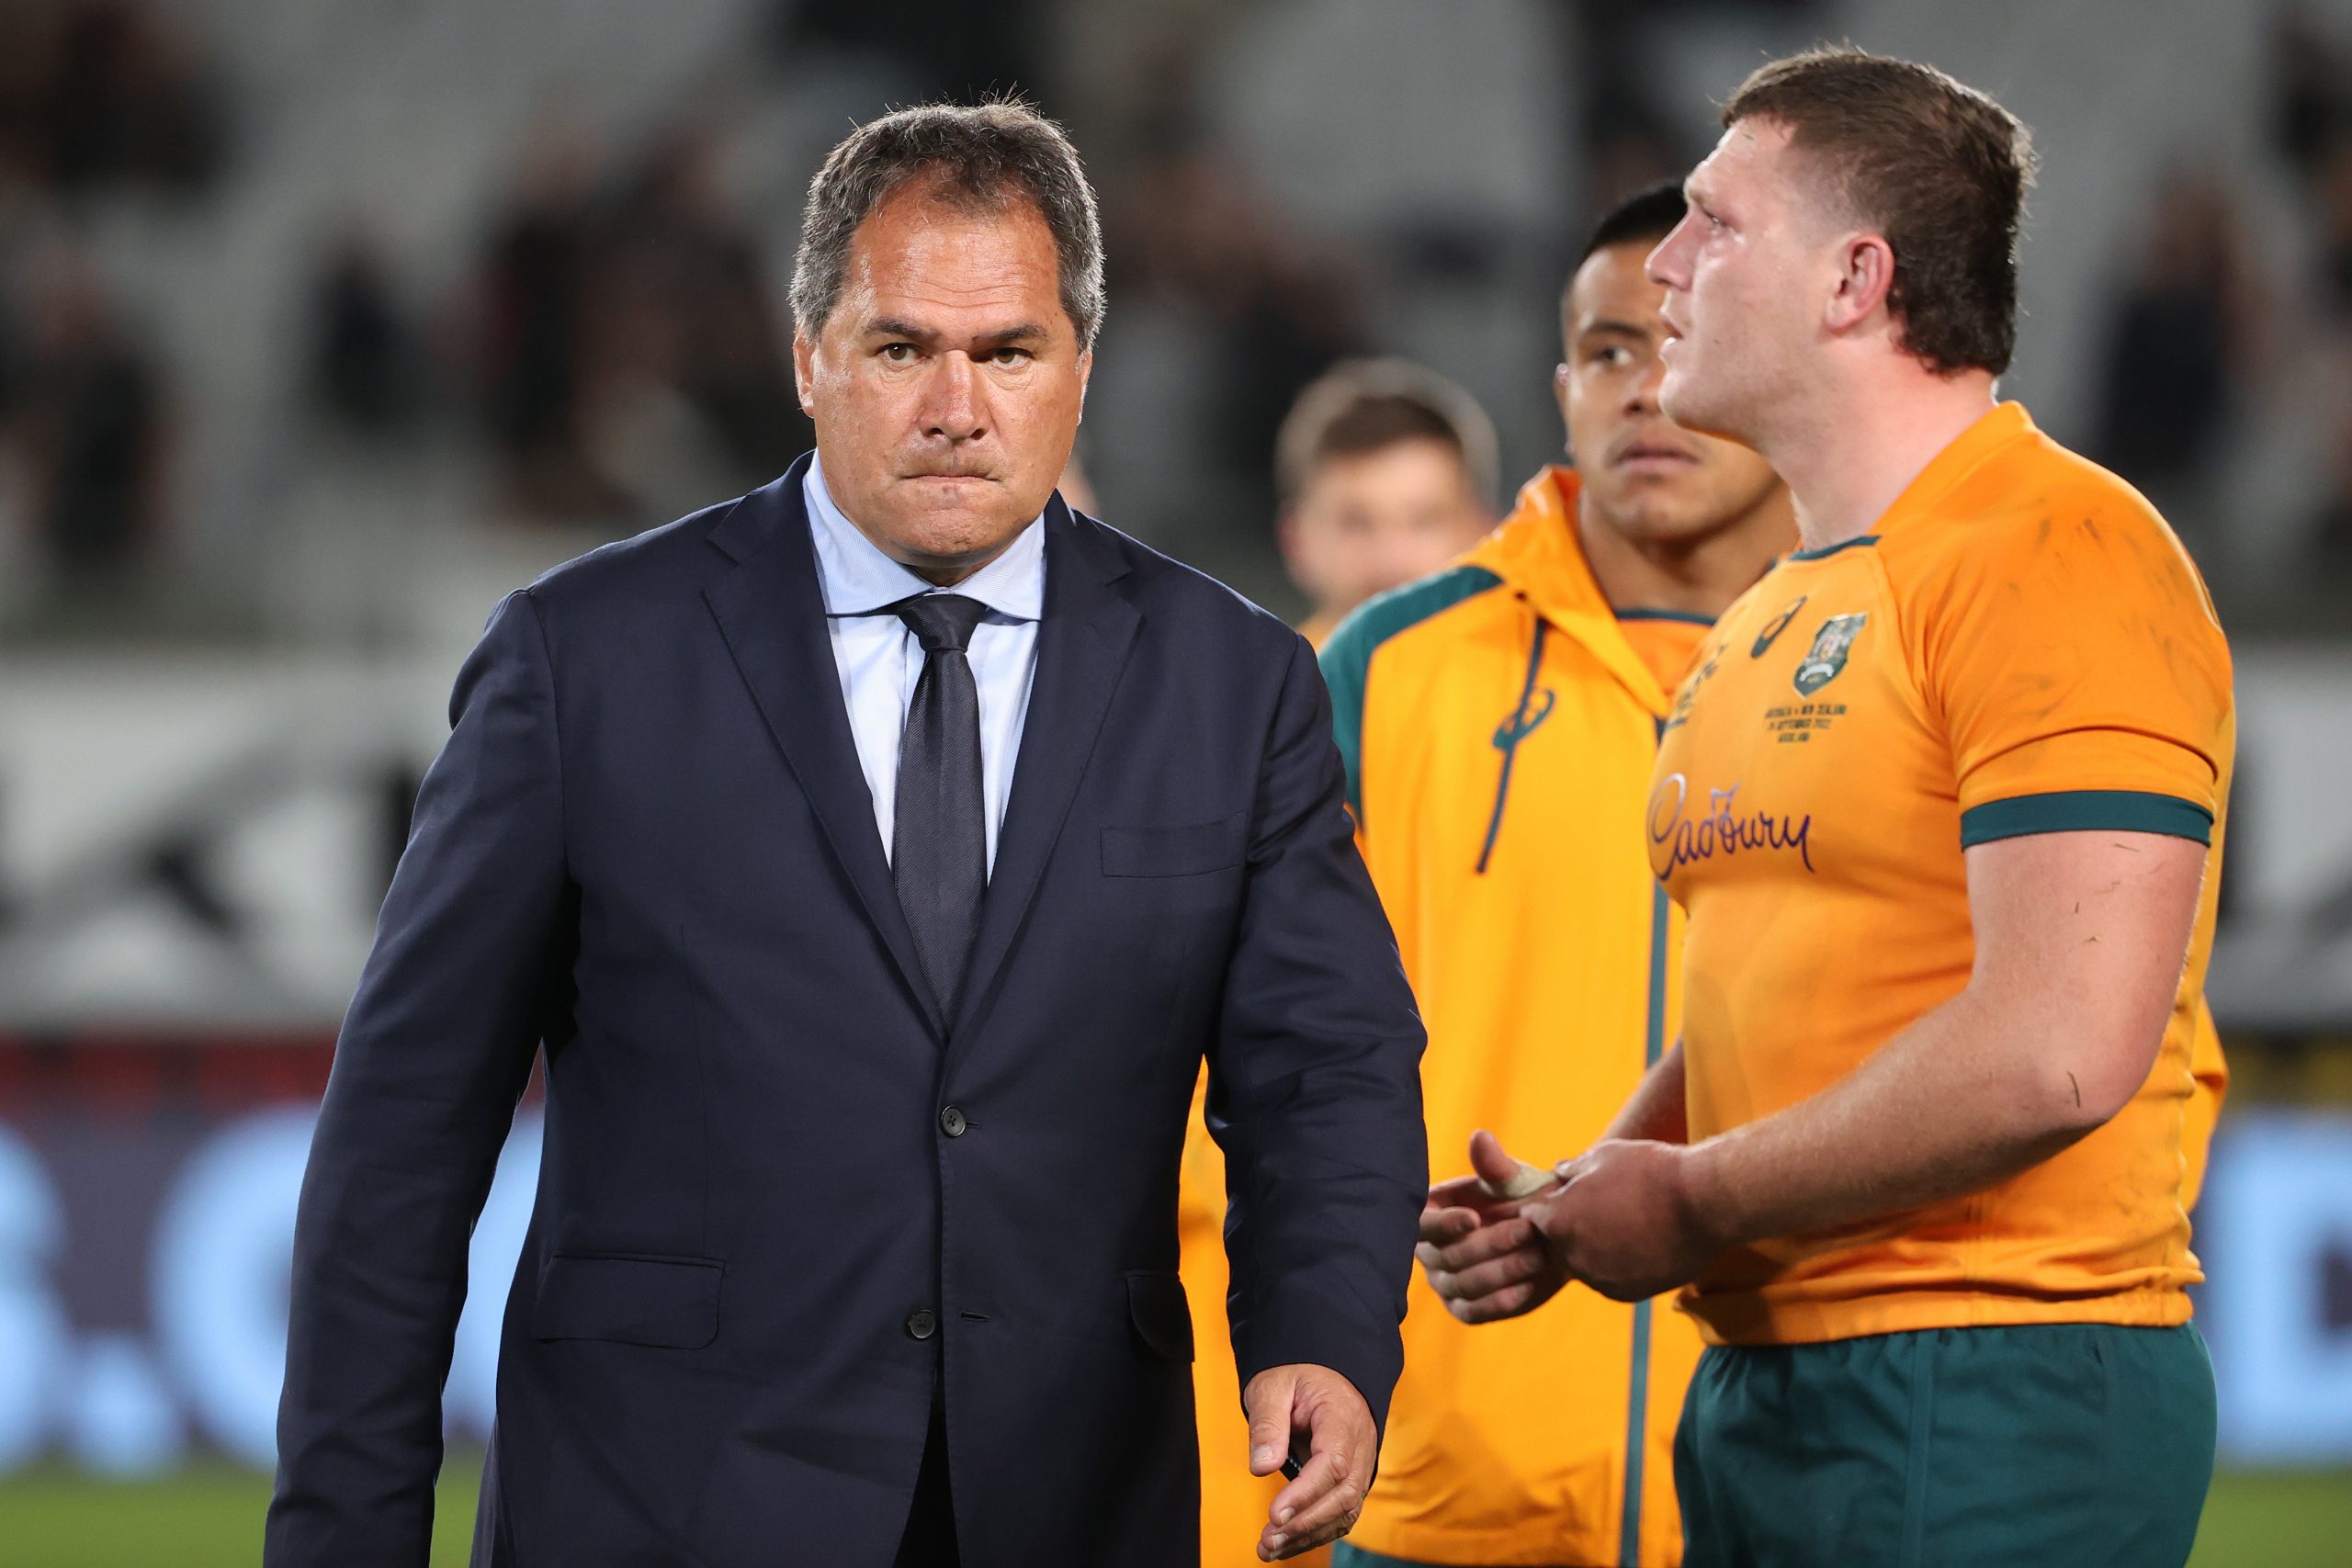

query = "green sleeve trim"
[1318,565,1504,820]
[1959,789,2214,849]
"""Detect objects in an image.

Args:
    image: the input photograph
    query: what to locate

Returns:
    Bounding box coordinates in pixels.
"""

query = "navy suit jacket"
[266,457,1428,1568]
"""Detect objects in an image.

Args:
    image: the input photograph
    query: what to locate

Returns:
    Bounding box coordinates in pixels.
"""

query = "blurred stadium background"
[0,0,2347,1562]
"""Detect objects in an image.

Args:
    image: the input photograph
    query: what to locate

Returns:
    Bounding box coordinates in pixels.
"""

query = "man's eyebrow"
[1578,318,1655,340]
[865,317,1049,347]
[865,316,937,344]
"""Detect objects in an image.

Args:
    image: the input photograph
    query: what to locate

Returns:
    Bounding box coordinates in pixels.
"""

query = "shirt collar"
[805,453,1046,623]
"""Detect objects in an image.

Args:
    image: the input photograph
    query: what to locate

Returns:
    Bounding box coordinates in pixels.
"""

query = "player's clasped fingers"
[1416,1213,1535,1275]
[1446,1279,1540,1323]
[1452,1241,1548,1297]
[1417,1203,1480,1247]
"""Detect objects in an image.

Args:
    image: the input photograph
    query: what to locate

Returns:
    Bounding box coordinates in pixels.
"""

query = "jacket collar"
[1462,467,1679,716]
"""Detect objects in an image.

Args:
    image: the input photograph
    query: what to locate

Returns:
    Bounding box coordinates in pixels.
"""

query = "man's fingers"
[1241,1369,1295,1476]
[1426,1172,1491,1208]
[1416,1214,1535,1275]
[1467,1127,1524,1194]
[1445,1279,1542,1323]
[1258,1412,1376,1561]
[1438,1244,1547,1302]
[1258,1448,1363,1557]
[1418,1203,1480,1247]
[1422,1170,1528,1224]
[1263,1442,1351,1532]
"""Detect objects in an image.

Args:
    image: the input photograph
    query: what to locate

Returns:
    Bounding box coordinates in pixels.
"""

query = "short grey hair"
[789,99,1106,350]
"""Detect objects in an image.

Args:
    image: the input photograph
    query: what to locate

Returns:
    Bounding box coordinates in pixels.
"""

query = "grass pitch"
[0,1458,2344,1565]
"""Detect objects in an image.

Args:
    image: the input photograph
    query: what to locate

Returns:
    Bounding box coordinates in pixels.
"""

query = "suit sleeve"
[266,590,573,1567]
[1208,633,1427,1433]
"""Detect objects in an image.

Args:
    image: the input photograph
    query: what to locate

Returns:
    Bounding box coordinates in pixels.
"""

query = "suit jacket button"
[906,1309,939,1340]
[939,1105,967,1137]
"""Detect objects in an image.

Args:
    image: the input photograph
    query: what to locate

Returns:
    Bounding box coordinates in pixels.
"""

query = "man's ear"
[1826,233,1896,336]
[1553,362,1572,460]
[1076,345,1092,423]
[791,327,818,417]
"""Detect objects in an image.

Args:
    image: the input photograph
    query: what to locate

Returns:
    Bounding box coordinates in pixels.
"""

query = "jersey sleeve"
[1905,495,2233,849]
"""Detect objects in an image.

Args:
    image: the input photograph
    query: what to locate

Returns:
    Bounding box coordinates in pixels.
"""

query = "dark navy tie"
[891,592,989,1015]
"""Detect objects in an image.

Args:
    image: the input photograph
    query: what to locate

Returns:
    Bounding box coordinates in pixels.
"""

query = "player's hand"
[1416,1130,1570,1324]
[1420,1127,1560,1242]
[1241,1363,1376,1560]
[1532,1137,1730,1303]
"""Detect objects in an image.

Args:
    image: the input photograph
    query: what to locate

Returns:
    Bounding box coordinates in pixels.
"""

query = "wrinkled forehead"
[838,190,1070,330]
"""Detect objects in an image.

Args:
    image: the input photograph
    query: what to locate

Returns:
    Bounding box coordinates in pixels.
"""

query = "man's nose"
[1645,222,1690,288]
[922,354,989,444]
[1627,352,1666,416]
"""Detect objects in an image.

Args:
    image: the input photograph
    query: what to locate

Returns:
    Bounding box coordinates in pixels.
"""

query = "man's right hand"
[1415,1129,1569,1324]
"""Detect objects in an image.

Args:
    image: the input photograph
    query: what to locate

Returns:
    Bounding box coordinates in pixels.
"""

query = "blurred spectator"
[1272,358,1497,648]
[770,0,1049,105]
[2270,4,2347,182]
[2316,140,2352,317]
[12,253,167,589]
[307,231,425,439]
[474,119,631,519]
[471,118,809,525]
[598,124,808,481]
[14,0,229,200]
[2090,169,2266,522]
[2306,408,2352,579]
[1568,3,1697,217]
[1106,130,1373,535]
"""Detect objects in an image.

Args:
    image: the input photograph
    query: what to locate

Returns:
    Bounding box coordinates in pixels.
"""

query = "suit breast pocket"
[1100,812,1249,877]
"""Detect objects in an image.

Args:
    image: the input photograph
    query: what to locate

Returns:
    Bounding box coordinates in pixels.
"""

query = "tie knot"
[893,592,989,654]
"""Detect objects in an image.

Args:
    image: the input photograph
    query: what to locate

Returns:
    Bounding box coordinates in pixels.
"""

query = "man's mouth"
[1612,437,1700,473]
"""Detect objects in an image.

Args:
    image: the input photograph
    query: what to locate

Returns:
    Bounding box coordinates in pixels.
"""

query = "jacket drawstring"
[1477,611,1553,874]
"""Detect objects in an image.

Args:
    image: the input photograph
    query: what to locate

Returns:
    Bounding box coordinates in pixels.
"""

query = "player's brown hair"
[1275,360,1498,509]
[1723,47,2037,376]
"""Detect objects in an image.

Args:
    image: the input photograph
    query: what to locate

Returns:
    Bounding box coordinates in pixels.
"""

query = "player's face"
[1559,242,1783,547]
[1646,120,1828,446]
[1281,439,1491,621]
[795,186,1090,581]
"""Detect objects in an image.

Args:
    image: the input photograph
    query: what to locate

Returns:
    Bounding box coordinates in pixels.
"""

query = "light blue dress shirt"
[805,456,1044,875]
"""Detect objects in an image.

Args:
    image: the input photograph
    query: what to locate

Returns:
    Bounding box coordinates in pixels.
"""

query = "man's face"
[1645,119,1832,445]
[794,183,1090,581]
[1281,438,1490,621]
[1558,241,1782,547]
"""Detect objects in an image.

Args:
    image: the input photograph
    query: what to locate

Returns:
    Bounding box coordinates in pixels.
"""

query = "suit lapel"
[702,459,944,1037]
[953,502,1139,1039]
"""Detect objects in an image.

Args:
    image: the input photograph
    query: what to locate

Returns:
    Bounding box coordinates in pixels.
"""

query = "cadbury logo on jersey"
[1647,773,1815,874]
[1792,613,1869,696]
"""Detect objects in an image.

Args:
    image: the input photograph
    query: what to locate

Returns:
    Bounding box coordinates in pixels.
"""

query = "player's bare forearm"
[1682,829,2208,1251]
[1601,1042,1687,1145]
[1680,987,2094,1247]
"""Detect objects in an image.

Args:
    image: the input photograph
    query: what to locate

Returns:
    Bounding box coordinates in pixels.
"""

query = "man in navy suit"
[266,100,1427,1568]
